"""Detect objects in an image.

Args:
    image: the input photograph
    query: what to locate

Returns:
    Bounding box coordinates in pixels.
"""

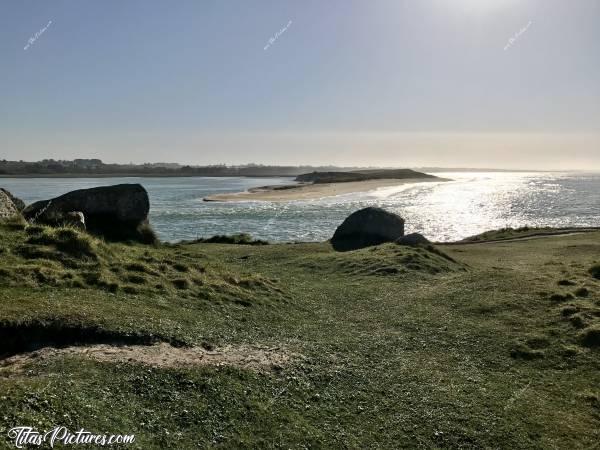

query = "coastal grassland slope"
[0,217,288,351]
[0,218,599,448]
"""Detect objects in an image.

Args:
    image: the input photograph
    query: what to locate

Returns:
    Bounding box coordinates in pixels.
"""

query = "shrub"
[190,233,268,245]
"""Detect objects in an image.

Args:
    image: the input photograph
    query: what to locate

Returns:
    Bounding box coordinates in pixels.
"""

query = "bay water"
[2,172,599,243]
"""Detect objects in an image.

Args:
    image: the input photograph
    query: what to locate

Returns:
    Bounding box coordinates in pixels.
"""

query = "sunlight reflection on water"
[2,172,599,242]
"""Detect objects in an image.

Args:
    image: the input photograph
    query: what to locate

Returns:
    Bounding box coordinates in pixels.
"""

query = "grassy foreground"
[0,218,599,448]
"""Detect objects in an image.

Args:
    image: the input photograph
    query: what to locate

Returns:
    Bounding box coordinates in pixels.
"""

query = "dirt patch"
[0,343,292,373]
[0,320,185,358]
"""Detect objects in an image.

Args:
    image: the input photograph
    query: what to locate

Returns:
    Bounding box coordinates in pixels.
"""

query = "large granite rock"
[331,207,405,251]
[23,184,152,242]
[0,189,20,219]
[0,189,25,212]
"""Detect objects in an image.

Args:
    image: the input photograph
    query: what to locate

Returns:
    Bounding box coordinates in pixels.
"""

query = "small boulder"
[64,211,86,229]
[0,189,19,219]
[23,184,151,242]
[331,207,405,251]
[396,233,430,247]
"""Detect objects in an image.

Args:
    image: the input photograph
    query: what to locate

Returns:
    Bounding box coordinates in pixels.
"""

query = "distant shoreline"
[0,174,294,179]
[203,177,449,202]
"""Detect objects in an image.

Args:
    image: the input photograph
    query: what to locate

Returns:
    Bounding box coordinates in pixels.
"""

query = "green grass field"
[0,218,599,448]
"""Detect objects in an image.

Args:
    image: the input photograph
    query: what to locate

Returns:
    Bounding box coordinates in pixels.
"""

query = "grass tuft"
[510,343,545,360]
[137,222,159,245]
[172,278,190,289]
[579,325,600,347]
[26,226,100,259]
[589,264,600,280]
[2,215,27,230]
[549,292,574,302]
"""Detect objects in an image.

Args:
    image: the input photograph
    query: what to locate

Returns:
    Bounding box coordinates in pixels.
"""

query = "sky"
[1,0,599,169]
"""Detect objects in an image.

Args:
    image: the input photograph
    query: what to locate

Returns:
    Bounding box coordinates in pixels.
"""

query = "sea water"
[1,172,599,243]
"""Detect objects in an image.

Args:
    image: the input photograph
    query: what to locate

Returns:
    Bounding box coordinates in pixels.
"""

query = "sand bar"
[203,178,447,202]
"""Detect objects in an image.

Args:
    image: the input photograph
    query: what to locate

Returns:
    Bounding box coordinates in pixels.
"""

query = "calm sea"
[1,172,599,242]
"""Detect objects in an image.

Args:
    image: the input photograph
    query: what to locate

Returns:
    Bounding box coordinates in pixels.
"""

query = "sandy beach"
[203,178,446,202]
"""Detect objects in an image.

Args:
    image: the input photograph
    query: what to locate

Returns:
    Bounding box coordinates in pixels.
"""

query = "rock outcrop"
[0,189,25,212]
[331,207,405,251]
[23,184,153,242]
[396,233,430,247]
[0,189,20,219]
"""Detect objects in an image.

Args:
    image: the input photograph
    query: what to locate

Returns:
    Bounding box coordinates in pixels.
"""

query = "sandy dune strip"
[203,178,447,202]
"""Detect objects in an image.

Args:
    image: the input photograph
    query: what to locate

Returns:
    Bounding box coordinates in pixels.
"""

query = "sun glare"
[449,0,519,16]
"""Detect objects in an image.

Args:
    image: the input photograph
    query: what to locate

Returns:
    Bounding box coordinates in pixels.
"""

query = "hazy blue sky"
[1,0,599,168]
